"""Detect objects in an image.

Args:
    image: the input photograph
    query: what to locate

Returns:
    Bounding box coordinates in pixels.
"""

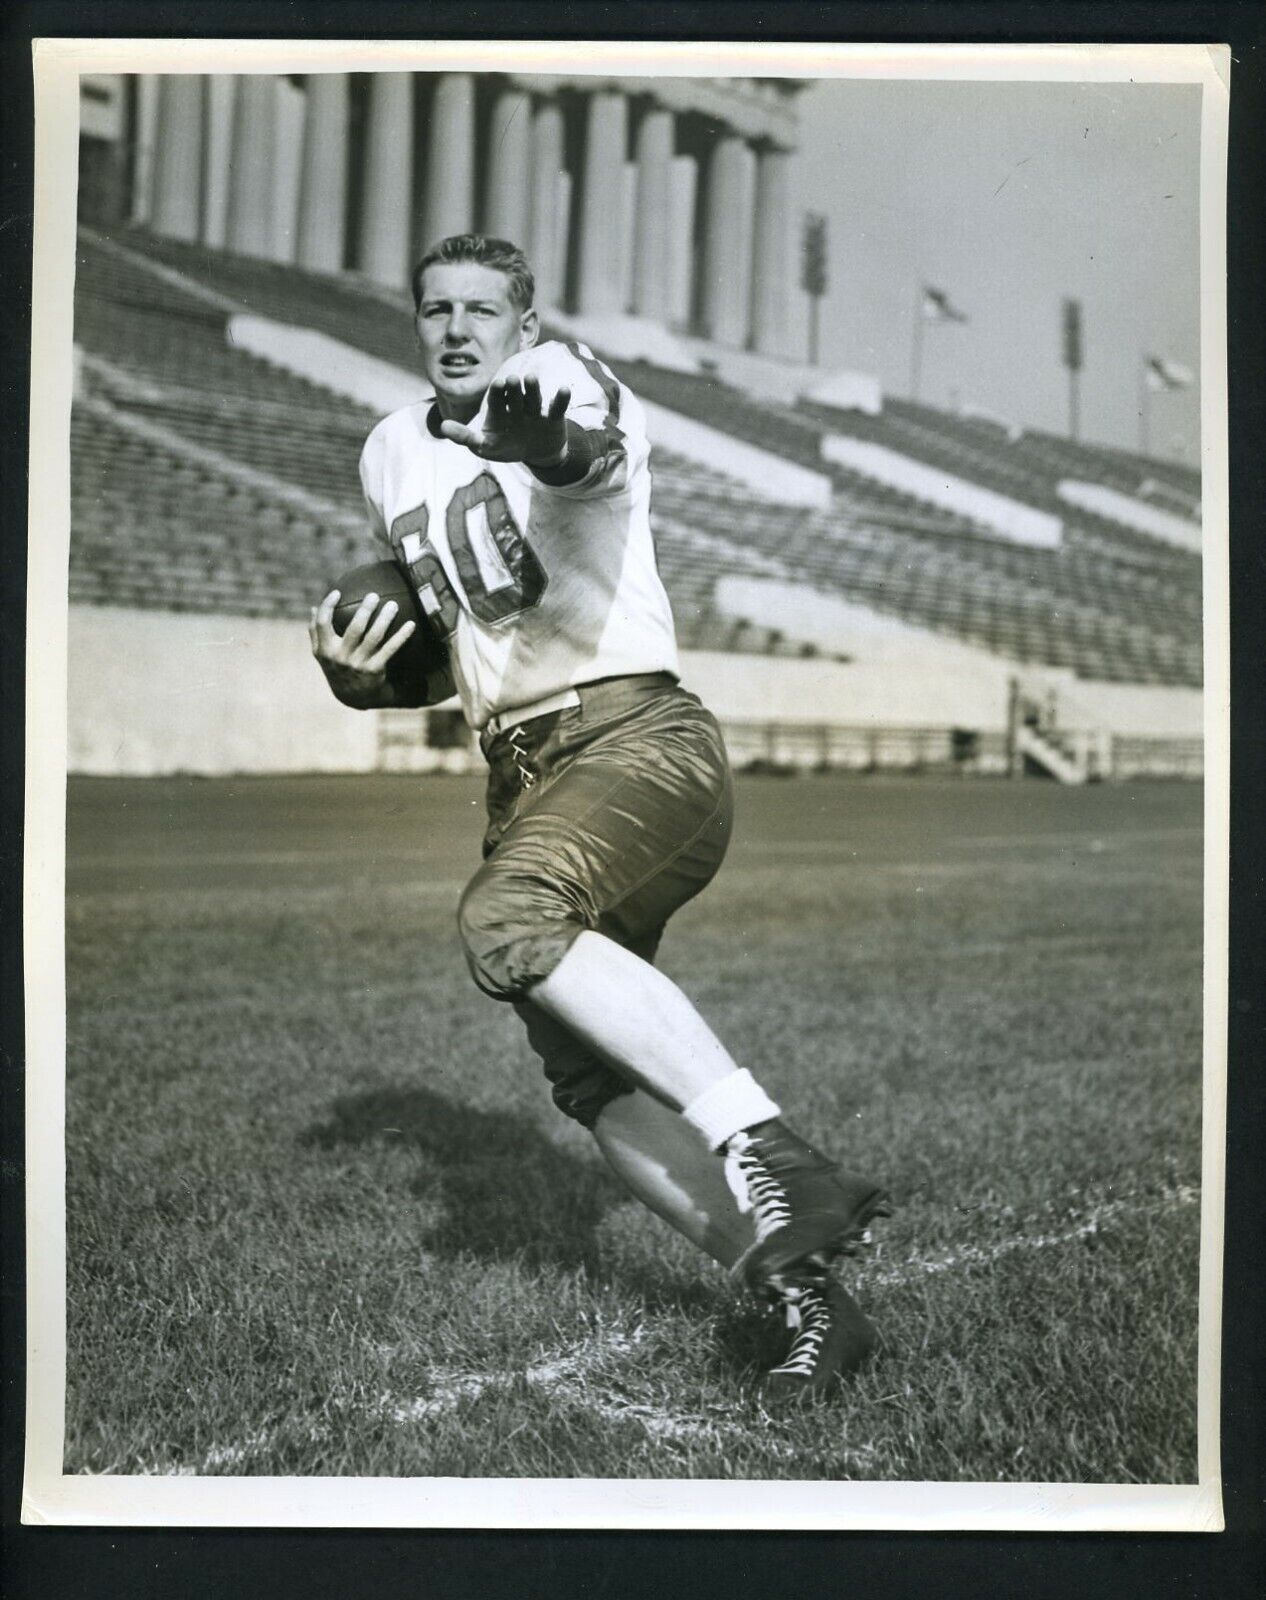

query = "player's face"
[415,262,538,420]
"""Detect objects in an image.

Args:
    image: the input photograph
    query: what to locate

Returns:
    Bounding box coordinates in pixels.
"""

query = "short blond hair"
[411,234,535,313]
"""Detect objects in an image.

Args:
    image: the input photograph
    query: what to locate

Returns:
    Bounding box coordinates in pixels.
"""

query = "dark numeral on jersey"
[446,475,548,625]
[390,475,547,634]
[390,504,461,637]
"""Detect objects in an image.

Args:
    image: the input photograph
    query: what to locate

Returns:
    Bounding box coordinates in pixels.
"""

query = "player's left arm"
[439,374,597,484]
[439,346,634,492]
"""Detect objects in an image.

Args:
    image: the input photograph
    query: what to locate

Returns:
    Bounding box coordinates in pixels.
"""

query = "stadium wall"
[683,647,1009,733]
[68,607,378,775]
[68,607,1201,776]
[68,606,1013,776]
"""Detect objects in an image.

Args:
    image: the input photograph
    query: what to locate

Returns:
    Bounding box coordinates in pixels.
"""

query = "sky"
[789,79,1203,462]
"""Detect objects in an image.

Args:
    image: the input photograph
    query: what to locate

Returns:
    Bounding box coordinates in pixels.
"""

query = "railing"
[1005,676,1201,782]
[375,703,1200,781]
[1110,736,1204,780]
[719,721,1010,774]
[376,713,1009,777]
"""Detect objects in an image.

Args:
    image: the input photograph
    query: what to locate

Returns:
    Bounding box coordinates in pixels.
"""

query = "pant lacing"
[506,726,537,790]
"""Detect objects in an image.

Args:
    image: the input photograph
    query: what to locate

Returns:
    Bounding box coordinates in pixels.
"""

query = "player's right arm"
[313,421,426,709]
[308,589,418,710]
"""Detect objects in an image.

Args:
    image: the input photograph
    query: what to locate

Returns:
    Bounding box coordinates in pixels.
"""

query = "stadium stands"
[70,401,369,616]
[72,231,812,659]
[803,393,1202,575]
[70,225,1202,691]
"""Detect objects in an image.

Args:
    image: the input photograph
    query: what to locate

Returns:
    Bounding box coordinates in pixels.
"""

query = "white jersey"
[359,340,679,732]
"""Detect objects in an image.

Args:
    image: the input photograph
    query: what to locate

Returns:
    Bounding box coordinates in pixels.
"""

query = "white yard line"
[128,1183,1199,1476]
[857,1184,1200,1291]
[377,1338,804,1461]
[109,1428,279,1476]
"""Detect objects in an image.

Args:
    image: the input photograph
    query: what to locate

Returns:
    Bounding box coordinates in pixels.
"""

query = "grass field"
[64,772,1203,1483]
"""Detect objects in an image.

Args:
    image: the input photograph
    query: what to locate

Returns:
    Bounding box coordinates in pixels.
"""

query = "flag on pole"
[922,285,969,323]
[1145,355,1195,391]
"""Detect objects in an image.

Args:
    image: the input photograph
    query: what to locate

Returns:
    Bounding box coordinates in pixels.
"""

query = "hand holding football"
[310,559,447,707]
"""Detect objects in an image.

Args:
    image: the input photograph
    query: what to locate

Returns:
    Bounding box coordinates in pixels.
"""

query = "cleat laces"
[723,1131,792,1243]
[768,1286,832,1380]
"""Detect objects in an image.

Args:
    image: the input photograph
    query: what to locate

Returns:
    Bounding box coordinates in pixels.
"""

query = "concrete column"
[577,89,628,315]
[423,73,476,247]
[666,154,697,329]
[296,74,350,273]
[271,77,306,263]
[632,106,672,321]
[357,72,413,287]
[554,170,572,302]
[150,75,204,241]
[751,145,793,356]
[619,163,637,312]
[201,76,235,247]
[484,86,531,244]
[226,75,277,257]
[701,132,755,347]
[129,75,161,224]
[733,141,757,345]
[528,97,564,306]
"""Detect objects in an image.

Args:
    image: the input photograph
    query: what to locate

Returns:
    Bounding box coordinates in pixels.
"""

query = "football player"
[309,233,890,1401]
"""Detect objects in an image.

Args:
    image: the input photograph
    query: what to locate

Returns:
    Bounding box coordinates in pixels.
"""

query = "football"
[330,559,448,701]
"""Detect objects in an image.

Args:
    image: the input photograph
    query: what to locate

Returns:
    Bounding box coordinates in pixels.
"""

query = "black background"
[2,4,1262,1597]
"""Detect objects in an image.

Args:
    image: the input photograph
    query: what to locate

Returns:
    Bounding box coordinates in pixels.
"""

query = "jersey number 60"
[391,474,548,635]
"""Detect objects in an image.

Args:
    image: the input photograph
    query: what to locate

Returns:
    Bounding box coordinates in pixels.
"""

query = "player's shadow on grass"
[303,1087,769,1359]
[301,1085,655,1283]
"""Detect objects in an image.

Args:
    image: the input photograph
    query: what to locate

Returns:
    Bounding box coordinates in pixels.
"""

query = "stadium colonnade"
[83,71,802,355]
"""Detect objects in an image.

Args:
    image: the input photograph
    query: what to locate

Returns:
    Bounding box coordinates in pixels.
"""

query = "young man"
[309,234,890,1401]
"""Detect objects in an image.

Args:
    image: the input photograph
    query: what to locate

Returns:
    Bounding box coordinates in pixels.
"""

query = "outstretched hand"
[439,376,571,464]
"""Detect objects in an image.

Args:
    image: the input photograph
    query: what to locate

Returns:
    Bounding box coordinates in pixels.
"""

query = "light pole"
[1062,298,1083,441]
[801,212,828,367]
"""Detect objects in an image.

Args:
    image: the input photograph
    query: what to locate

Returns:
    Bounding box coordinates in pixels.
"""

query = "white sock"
[681,1069,781,1151]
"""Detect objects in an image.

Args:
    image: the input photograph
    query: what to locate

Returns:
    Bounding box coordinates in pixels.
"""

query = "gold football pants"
[459,674,734,1125]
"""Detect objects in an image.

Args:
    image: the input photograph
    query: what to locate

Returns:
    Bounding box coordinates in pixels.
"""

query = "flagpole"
[910,282,925,401]
[1139,357,1151,456]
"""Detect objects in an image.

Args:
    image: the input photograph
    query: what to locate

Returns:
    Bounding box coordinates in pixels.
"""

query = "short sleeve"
[358,423,396,559]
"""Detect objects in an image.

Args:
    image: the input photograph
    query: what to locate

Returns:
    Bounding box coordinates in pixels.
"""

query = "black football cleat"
[762,1277,878,1405]
[724,1119,892,1299]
